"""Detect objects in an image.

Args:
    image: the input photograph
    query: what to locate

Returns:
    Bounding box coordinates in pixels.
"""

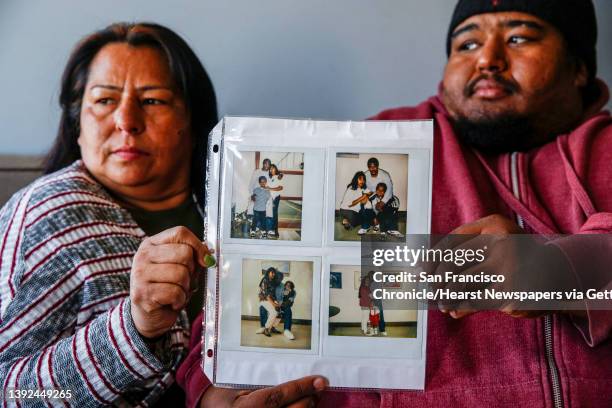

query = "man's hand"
[430,215,574,320]
[130,226,211,339]
[201,376,328,408]
[251,194,257,202]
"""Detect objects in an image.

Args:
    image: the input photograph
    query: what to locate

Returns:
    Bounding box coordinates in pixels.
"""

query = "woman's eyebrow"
[89,84,173,91]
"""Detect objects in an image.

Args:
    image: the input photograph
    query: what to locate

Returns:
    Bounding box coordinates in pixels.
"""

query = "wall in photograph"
[328,265,417,323]
[233,151,304,214]
[242,259,313,320]
[335,153,408,211]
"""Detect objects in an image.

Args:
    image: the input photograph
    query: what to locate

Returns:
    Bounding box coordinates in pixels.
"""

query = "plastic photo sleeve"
[203,117,432,390]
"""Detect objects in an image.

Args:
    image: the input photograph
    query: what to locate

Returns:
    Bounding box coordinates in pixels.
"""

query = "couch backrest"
[0,155,43,207]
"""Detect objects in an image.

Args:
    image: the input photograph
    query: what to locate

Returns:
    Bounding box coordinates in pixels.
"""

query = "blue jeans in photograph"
[252,210,272,231]
[373,299,386,332]
[271,196,280,232]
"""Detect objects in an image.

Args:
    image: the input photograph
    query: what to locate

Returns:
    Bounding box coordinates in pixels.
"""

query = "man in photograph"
[364,157,393,209]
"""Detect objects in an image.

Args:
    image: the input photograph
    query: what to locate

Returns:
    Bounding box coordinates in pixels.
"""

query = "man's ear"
[573,59,588,88]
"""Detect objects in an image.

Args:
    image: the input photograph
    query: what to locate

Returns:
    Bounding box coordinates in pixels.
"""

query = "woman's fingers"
[147,226,212,267]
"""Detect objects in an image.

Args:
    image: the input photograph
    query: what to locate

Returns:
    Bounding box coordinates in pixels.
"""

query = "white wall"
[231,151,304,213]
[335,153,408,211]
[1,0,610,155]
[328,265,416,324]
[241,259,313,321]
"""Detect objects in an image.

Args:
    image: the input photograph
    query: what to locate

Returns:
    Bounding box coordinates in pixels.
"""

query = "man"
[179,1,611,406]
[364,157,393,210]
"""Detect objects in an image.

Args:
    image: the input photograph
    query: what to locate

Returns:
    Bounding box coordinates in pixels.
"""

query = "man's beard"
[452,114,536,154]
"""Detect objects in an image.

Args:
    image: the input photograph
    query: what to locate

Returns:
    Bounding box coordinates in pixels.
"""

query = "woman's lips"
[112,147,148,160]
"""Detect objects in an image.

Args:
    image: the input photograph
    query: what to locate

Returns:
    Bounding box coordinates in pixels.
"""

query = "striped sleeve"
[0,164,189,407]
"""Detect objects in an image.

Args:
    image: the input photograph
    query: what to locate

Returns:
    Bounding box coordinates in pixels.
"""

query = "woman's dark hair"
[285,280,295,291]
[347,171,366,190]
[269,164,279,177]
[43,22,218,207]
[265,267,277,279]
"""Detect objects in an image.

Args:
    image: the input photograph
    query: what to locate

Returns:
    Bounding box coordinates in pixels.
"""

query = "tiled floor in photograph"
[241,320,311,349]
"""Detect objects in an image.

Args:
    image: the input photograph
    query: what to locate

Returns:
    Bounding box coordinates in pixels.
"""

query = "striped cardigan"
[0,161,189,407]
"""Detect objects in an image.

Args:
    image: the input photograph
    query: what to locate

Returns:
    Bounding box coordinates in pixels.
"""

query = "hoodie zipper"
[510,152,563,408]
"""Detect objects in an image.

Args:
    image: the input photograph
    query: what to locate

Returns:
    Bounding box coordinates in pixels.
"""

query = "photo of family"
[231,151,304,240]
[334,153,408,241]
[328,265,417,338]
[241,259,313,349]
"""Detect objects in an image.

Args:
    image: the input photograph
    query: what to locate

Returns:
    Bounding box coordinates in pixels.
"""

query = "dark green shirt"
[127,197,205,323]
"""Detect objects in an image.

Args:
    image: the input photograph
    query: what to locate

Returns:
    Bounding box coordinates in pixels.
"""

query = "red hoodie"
[178,82,612,407]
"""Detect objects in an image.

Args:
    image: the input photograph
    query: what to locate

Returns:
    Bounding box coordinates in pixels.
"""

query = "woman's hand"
[130,226,211,339]
[200,376,328,408]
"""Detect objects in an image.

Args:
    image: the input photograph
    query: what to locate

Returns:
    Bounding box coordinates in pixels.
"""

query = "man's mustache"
[464,74,520,97]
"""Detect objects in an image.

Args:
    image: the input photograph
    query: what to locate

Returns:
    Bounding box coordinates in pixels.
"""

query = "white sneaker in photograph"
[284,330,295,340]
[380,331,388,336]
[255,327,265,334]
[357,228,367,235]
[267,230,275,237]
[388,230,404,237]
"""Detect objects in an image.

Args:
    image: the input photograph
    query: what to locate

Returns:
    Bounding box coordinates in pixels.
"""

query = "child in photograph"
[256,267,280,337]
[371,182,403,237]
[358,275,374,336]
[271,280,297,340]
[250,176,273,238]
[266,164,284,238]
[246,158,271,216]
[339,171,374,235]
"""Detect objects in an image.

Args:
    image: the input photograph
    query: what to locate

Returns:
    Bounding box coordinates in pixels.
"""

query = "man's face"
[368,163,379,177]
[262,160,271,171]
[442,12,587,150]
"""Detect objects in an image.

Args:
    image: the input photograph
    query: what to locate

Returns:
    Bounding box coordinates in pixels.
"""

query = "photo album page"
[202,117,433,390]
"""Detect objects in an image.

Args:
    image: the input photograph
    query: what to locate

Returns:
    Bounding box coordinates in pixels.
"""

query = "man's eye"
[142,98,166,105]
[458,41,479,51]
[508,36,530,45]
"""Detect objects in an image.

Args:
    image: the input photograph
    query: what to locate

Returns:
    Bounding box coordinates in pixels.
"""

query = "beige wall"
[241,259,313,321]
[0,155,43,207]
[329,265,416,324]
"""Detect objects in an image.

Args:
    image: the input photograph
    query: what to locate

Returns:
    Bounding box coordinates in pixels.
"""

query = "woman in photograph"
[358,275,374,335]
[339,171,375,235]
[0,22,217,406]
[266,164,284,238]
[257,267,281,337]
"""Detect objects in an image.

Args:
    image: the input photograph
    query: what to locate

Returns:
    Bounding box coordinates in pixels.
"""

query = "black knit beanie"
[446,0,598,81]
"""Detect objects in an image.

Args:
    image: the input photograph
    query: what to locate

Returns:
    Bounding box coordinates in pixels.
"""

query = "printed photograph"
[231,151,304,241]
[328,265,417,338]
[334,153,408,241]
[241,259,313,349]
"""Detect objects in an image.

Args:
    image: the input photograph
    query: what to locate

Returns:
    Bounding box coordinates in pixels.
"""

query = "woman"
[257,267,280,337]
[339,171,374,235]
[358,276,374,336]
[0,22,216,406]
[266,164,284,238]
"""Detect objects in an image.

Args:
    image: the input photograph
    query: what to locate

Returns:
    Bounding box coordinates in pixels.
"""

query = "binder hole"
[212,144,219,153]
[207,349,213,358]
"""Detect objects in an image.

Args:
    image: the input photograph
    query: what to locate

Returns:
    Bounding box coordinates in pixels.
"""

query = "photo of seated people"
[329,266,417,338]
[335,153,408,241]
[231,151,304,240]
[240,259,313,350]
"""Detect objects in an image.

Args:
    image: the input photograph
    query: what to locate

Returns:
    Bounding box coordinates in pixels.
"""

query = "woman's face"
[357,175,365,188]
[270,166,278,176]
[78,43,192,205]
